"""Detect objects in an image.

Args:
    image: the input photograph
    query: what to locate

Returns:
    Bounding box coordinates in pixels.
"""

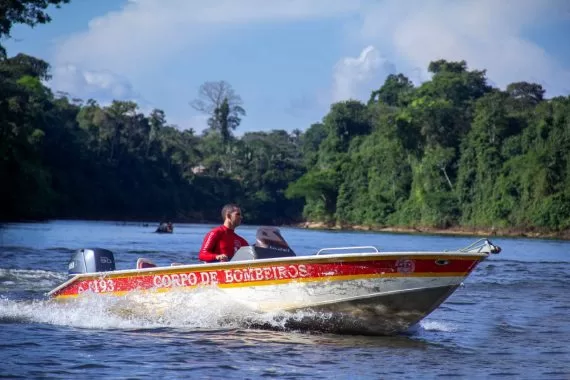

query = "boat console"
[231,226,296,262]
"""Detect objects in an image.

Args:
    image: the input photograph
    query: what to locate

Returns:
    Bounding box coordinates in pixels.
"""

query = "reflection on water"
[121,327,434,351]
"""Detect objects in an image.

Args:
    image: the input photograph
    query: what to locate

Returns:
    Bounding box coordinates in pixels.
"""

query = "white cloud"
[53,0,364,74]
[331,46,395,102]
[49,0,570,133]
[356,0,570,96]
[51,0,367,131]
[50,64,137,99]
[49,64,160,115]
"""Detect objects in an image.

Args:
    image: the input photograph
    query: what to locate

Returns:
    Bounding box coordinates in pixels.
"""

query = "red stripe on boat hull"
[50,255,484,299]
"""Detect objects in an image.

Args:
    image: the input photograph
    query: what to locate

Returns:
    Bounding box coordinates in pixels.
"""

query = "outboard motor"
[68,248,116,275]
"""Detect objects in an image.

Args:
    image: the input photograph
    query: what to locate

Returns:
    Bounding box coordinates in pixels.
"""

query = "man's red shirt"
[198,225,248,262]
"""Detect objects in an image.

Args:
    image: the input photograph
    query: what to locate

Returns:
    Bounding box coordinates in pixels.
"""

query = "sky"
[3,0,570,134]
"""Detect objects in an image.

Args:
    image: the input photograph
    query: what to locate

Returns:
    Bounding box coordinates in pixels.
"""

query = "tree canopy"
[0,0,69,38]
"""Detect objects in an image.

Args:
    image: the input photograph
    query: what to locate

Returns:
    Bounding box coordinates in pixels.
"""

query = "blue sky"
[3,0,570,134]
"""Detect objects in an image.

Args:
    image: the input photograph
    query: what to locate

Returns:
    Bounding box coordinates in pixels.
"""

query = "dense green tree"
[300,122,326,167]
[456,91,513,226]
[368,73,414,107]
[320,100,371,154]
[506,81,545,113]
[0,0,70,39]
[286,59,568,236]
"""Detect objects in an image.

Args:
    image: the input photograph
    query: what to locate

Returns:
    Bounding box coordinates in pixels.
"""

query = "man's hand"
[216,254,228,262]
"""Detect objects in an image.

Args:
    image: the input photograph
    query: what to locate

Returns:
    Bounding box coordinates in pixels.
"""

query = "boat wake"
[0,268,67,293]
[418,320,458,333]
[0,288,423,336]
[0,289,349,333]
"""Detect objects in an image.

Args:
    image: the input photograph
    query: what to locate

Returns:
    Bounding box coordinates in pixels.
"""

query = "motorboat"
[47,227,501,335]
[155,222,173,233]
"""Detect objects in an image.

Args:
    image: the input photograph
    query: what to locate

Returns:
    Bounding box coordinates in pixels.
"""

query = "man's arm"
[198,229,221,262]
[237,235,249,248]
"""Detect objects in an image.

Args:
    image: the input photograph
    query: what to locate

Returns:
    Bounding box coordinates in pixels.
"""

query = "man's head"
[221,204,242,229]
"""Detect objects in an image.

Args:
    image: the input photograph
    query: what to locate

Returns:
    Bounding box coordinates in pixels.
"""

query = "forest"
[1,1,569,237]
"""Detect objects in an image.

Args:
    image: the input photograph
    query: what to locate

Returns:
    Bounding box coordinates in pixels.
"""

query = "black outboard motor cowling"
[68,248,116,275]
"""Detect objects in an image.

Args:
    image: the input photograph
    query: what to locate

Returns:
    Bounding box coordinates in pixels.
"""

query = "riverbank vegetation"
[1,1,569,238]
[288,65,570,238]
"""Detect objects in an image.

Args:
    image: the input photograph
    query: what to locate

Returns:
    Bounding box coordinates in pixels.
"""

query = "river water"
[1,220,569,379]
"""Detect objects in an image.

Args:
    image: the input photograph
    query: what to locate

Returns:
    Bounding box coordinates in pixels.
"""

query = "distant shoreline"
[2,217,568,240]
[295,221,570,240]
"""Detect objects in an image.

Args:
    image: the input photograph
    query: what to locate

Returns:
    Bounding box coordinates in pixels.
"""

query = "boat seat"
[231,245,296,262]
[137,258,157,269]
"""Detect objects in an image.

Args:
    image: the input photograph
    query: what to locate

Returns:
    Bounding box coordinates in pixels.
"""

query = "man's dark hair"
[221,204,240,221]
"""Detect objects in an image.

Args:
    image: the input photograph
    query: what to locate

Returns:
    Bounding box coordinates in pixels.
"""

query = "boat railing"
[315,246,380,255]
[459,238,502,254]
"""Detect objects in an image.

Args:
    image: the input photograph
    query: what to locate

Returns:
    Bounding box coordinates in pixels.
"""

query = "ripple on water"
[1,222,570,379]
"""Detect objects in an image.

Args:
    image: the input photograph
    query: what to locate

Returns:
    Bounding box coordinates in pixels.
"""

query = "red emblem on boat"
[395,259,415,274]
